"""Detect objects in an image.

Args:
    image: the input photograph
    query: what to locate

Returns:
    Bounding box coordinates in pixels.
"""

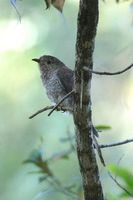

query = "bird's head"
[32,55,65,75]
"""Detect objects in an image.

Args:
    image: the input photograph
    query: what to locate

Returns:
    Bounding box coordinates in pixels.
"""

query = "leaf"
[60,135,75,143]
[48,151,70,162]
[61,154,69,159]
[23,148,43,164]
[44,0,51,9]
[52,0,65,12]
[44,0,65,12]
[108,194,119,200]
[95,125,111,131]
[39,175,49,182]
[107,164,133,189]
[23,148,52,176]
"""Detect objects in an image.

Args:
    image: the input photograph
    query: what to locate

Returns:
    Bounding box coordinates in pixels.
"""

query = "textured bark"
[73,1,104,200]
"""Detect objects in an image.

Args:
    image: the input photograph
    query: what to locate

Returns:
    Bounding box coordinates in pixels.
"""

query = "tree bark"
[73,1,104,200]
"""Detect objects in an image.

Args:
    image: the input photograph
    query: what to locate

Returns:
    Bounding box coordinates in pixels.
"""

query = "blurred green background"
[0,0,133,200]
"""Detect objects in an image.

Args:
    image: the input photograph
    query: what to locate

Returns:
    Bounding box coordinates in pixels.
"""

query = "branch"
[100,138,133,197]
[60,131,133,197]
[73,0,104,199]
[100,138,133,148]
[29,90,74,119]
[48,90,74,116]
[94,137,133,197]
[29,106,54,119]
[83,63,133,76]
[60,135,133,149]
[29,105,72,119]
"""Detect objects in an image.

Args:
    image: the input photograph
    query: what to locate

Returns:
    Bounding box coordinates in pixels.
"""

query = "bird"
[32,55,98,137]
[32,55,74,111]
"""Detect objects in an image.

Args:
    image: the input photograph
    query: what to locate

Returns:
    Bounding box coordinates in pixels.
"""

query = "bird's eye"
[47,60,51,64]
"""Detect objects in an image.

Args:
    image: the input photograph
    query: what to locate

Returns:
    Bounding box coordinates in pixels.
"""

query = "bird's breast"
[41,72,65,104]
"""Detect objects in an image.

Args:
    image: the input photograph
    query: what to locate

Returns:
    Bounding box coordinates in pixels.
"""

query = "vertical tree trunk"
[73,0,104,199]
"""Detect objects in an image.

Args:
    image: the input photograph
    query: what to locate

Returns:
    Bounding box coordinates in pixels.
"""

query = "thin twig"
[100,139,133,148]
[29,105,73,119]
[48,90,74,116]
[108,172,133,197]
[99,138,133,197]
[93,135,105,166]
[47,147,74,163]
[93,135,133,196]
[47,177,79,199]
[60,137,133,149]
[114,154,125,182]
[94,139,133,197]
[29,106,54,119]
[98,137,133,197]
[83,63,133,76]
[10,0,21,23]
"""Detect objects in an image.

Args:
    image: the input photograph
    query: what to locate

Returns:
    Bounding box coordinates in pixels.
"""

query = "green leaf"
[95,125,111,131]
[39,175,49,182]
[108,194,119,200]
[107,164,133,189]
[23,148,43,164]
[48,151,70,162]
[61,154,69,159]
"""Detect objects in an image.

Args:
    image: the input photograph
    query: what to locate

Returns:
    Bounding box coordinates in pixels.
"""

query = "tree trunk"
[73,0,104,199]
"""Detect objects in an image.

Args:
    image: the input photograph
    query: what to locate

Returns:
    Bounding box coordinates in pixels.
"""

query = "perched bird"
[32,55,98,137]
[32,55,74,111]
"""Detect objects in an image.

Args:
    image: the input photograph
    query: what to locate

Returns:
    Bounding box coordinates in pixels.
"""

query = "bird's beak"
[32,58,40,63]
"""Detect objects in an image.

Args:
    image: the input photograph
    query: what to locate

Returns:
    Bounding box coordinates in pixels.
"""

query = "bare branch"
[29,91,74,119]
[48,90,74,116]
[29,106,54,119]
[60,135,133,149]
[29,105,73,119]
[83,63,133,76]
[100,138,133,148]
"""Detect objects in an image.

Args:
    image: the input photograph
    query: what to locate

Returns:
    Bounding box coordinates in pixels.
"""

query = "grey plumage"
[32,55,99,137]
[32,55,74,109]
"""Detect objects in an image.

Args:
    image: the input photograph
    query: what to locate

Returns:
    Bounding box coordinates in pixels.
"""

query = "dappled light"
[0,19,38,51]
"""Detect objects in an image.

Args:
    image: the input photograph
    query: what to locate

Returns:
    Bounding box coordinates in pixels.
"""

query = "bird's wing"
[57,66,74,93]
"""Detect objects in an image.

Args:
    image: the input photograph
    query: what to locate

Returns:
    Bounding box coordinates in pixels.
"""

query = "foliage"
[96,125,111,131]
[44,0,65,12]
[24,144,83,200]
[107,164,133,199]
[23,124,111,199]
